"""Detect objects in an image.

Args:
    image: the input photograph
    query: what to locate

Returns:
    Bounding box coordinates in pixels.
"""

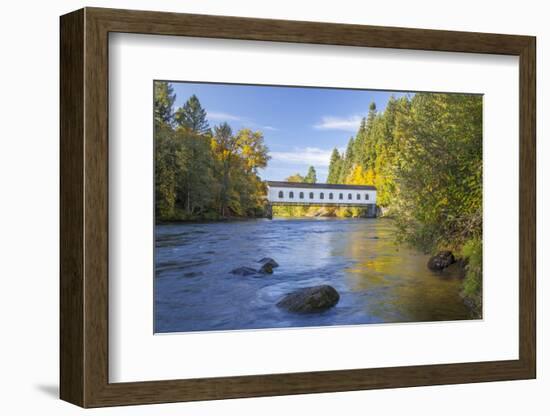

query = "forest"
[154,81,269,221]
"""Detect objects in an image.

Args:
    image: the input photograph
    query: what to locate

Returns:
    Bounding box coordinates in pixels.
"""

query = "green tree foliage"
[155,124,178,219]
[304,166,317,184]
[175,127,216,215]
[154,81,175,126]
[461,237,482,317]
[154,83,269,221]
[392,93,482,252]
[327,149,342,184]
[174,94,210,135]
[155,124,216,219]
[211,123,236,217]
[209,124,269,217]
[286,173,305,183]
[338,137,355,183]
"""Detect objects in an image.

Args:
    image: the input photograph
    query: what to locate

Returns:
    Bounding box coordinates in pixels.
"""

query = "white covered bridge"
[265,181,377,217]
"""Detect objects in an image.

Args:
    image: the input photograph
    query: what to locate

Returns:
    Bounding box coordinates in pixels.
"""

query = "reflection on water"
[155,218,472,333]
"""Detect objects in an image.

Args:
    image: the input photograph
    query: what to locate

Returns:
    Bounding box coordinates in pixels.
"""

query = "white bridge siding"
[266,181,376,206]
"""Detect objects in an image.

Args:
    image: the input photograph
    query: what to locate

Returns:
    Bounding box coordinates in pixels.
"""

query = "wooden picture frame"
[60,7,536,408]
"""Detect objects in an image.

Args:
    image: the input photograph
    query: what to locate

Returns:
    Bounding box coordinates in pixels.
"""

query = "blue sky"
[170,81,410,182]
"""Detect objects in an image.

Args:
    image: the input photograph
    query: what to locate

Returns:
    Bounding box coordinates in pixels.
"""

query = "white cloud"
[207,113,277,132]
[313,115,362,132]
[207,111,242,121]
[270,147,334,167]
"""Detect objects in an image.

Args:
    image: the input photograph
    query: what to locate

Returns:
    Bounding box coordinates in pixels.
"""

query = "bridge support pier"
[365,204,377,218]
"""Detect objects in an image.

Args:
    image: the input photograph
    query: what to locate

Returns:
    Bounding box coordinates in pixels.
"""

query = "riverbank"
[272,205,374,218]
[156,210,265,224]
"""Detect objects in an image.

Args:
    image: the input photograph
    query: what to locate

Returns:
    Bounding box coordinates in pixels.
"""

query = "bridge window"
[365,193,369,200]
[348,193,352,200]
[309,192,314,199]
[356,193,361,200]
[320,192,324,199]
[339,193,343,200]
[299,192,304,199]
[329,193,333,200]
[278,191,284,198]
[289,191,294,199]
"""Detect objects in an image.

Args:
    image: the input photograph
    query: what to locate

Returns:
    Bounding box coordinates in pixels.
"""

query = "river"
[155,218,471,333]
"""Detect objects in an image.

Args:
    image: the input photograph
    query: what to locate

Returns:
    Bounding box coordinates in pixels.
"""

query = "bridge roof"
[266,181,376,190]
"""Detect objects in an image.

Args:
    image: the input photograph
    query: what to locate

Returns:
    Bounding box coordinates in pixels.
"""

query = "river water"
[155,218,471,333]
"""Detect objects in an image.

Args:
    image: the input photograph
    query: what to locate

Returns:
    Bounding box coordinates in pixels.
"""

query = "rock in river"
[259,262,274,274]
[258,257,279,268]
[427,250,456,271]
[230,266,258,276]
[277,285,340,313]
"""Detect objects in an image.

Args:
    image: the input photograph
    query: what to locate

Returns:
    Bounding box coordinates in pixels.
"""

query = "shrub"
[461,237,482,318]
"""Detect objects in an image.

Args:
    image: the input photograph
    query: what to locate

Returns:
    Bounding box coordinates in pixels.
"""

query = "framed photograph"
[60,7,536,407]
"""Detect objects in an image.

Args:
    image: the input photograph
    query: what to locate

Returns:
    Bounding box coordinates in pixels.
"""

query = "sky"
[170,81,410,182]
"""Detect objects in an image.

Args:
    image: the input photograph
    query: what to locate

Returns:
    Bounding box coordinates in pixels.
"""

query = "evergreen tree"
[304,166,317,183]
[358,102,378,169]
[155,125,178,218]
[366,102,377,128]
[175,129,215,215]
[352,117,367,166]
[154,81,175,126]
[327,148,342,184]
[174,94,210,135]
[211,123,235,216]
[338,137,355,183]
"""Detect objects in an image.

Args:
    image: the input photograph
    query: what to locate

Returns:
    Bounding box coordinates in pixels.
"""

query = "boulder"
[230,266,258,276]
[259,262,274,274]
[258,257,279,268]
[456,257,469,270]
[182,271,203,278]
[427,250,456,271]
[277,285,340,313]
